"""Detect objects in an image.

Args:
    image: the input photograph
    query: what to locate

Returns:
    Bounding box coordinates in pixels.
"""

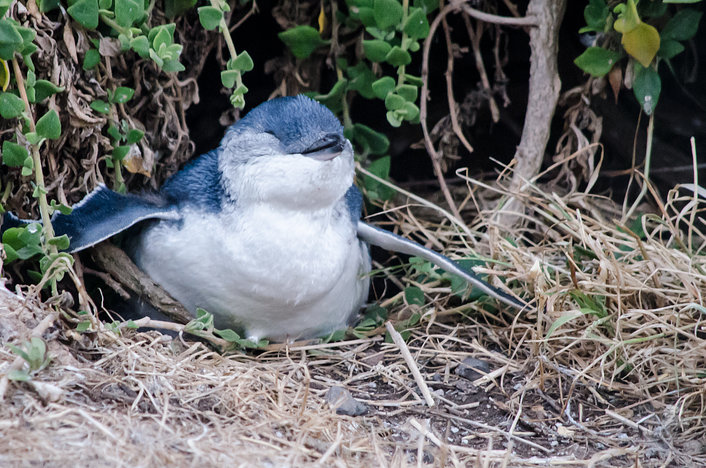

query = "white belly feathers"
[131,203,370,341]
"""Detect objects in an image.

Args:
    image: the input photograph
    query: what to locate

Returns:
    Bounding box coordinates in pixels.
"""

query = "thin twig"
[385,322,435,407]
[463,14,500,122]
[421,3,465,223]
[441,8,474,154]
[459,4,537,26]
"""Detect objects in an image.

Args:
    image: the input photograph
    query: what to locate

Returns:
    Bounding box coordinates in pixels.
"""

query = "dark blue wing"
[2,212,32,231]
[357,221,529,311]
[52,185,179,253]
[161,149,225,212]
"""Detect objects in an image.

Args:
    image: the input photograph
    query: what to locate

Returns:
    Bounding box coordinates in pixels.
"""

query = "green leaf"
[404,74,423,86]
[152,27,172,51]
[373,0,403,30]
[130,36,150,58]
[162,59,185,72]
[7,369,30,381]
[0,0,12,17]
[583,0,609,33]
[90,99,110,114]
[47,234,70,250]
[633,63,660,115]
[352,123,390,155]
[0,19,22,60]
[197,6,223,30]
[658,39,684,59]
[346,62,375,99]
[67,0,99,29]
[50,199,72,215]
[126,128,144,144]
[372,76,395,99]
[82,48,100,70]
[386,110,402,127]
[2,140,28,167]
[363,39,391,62]
[220,70,239,88]
[15,26,36,47]
[396,84,418,102]
[214,328,241,342]
[0,92,25,118]
[315,79,347,113]
[356,7,377,27]
[36,109,61,140]
[363,155,395,200]
[110,86,134,104]
[640,0,667,18]
[14,243,42,260]
[404,8,430,39]
[661,9,702,41]
[404,286,425,306]
[34,80,64,102]
[24,132,41,146]
[112,145,130,161]
[165,0,197,18]
[115,0,143,28]
[38,0,60,12]
[148,23,176,44]
[107,124,121,141]
[278,25,328,59]
[412,0,438,14]
[400,101,419,120]
[385,46,411,66]
[230,52,254,72]
[573,46,620,77]
[384,92,405,111]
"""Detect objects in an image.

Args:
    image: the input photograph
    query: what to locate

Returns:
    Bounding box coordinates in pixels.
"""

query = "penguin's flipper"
[51,185,180,253]
[357,221,528,310]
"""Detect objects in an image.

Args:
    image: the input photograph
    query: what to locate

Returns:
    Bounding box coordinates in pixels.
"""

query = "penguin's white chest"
[132,204,370,340]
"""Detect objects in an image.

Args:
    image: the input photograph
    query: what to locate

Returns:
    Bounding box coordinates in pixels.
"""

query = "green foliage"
[363,155,395,201]
[633,62,661,115]
[67,0,99,29]
[7,337,51,381]
[404,286,424,306]
[575,0,703,115]
[197,6,223,31]
[279,0,430,134]
[90,99,110,114]
[36,109,61,140]
[2,224,43,263]
[2,140,28,167]
[165,0,197,17]
[33,80,64,102]
[185,309,269,351]
[0,91,24,118]
[278,26,328,59]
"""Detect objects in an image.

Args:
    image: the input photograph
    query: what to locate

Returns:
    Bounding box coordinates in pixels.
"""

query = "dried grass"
[2,160,705,467]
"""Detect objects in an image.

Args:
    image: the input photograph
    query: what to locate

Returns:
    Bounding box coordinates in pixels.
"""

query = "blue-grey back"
[160,149,225,212]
